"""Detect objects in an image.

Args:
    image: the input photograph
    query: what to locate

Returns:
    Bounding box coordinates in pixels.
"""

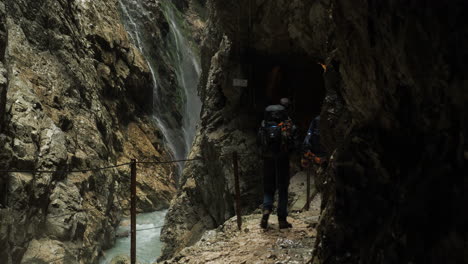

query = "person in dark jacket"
[301,115,327,168]
[258,101,298,229]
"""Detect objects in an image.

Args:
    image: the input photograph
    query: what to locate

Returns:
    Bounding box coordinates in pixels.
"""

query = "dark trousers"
[262,155,290,220]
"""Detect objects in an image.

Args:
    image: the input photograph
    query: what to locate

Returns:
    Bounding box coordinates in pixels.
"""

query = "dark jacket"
[303,116,326,157]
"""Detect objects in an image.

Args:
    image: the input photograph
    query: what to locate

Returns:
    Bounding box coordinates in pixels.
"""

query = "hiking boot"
[260,210,270,229]
[278,219,292,229]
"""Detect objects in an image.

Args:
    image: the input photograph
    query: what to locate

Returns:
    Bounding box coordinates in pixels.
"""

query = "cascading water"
[117,0,180,165]
[162,2,202,162]
[118,0,201,174]
[100,1,202,263]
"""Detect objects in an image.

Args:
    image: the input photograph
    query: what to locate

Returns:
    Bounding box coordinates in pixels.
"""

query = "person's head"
[280,98,290,108]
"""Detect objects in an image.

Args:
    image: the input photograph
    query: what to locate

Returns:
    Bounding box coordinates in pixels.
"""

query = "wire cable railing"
[0,151,267,264]
[0,162,132,174]
[0,152,255,174]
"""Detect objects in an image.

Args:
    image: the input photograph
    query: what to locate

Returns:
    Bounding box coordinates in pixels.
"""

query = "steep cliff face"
[162,0,467,263]
[0,0,176,263]
[4,0,465,262]
[160,0,330,259]
[315,1,468,263]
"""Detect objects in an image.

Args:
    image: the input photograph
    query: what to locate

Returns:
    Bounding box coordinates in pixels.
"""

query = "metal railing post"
[305,167,311,211]
[232,151,242,230]
[130,159,137,264]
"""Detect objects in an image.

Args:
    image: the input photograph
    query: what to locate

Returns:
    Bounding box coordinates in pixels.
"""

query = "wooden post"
[305,167,311,211]
[130,159,137,264]
[233,151,242,230]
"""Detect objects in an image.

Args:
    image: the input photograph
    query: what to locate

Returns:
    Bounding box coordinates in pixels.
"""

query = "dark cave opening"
[250,53,326,134]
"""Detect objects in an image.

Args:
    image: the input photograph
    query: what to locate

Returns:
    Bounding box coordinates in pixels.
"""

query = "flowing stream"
[101,0,202,262]
[99,211,167,264]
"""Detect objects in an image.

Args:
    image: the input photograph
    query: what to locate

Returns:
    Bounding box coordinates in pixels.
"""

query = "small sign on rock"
[233,78,248,87]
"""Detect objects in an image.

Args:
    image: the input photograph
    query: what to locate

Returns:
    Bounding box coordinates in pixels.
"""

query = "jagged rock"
[45,182,85,240]
[160,0,329,259]
[0,0,177,263]
[162,1,467,264]
[1,0,466,263]
[109,254,132,264]
[314,1,468,263]
[20,239,67,264]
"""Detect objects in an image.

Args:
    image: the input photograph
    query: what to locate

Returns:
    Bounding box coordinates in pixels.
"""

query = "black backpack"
[258,105,295,155]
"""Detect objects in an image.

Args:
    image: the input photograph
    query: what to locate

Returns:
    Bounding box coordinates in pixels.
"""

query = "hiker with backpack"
[257,99,298,229]
[301,115,327,168]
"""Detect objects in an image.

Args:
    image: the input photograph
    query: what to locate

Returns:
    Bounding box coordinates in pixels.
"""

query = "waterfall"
[162,1,202,163]
[102,1,202,263]
[118,0,201,175]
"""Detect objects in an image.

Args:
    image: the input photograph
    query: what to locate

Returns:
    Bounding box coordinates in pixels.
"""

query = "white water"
[99,211,167,264]
[163,2,202,162]
[118,0,180,166]
[118,0,201,173]
[107,0,202,262]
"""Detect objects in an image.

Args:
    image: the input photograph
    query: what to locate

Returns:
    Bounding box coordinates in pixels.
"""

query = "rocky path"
[161,172,321,264]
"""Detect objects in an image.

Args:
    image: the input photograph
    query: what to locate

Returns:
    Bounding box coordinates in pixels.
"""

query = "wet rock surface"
[160,34,262,260]
[162,0,468,263]
[0,0,176,263]
[314,1,468,264]
[161,191,321,264]
[1,0,467,263]
[160,0,330,259]
[162,212,316,264]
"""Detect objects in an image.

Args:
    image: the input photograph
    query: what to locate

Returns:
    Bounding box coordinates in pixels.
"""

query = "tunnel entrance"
[250,53,326,133]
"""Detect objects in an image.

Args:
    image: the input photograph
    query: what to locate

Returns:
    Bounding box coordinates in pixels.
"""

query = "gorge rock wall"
[315,1,468,263]
[6,0,463,263]
[160,0,331,259]
[162,0,467,263]
[0,0,176,263]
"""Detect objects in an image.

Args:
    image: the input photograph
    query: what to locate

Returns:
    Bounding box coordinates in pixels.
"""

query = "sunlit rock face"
[0,0,176,263]
[316,1,468,264]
